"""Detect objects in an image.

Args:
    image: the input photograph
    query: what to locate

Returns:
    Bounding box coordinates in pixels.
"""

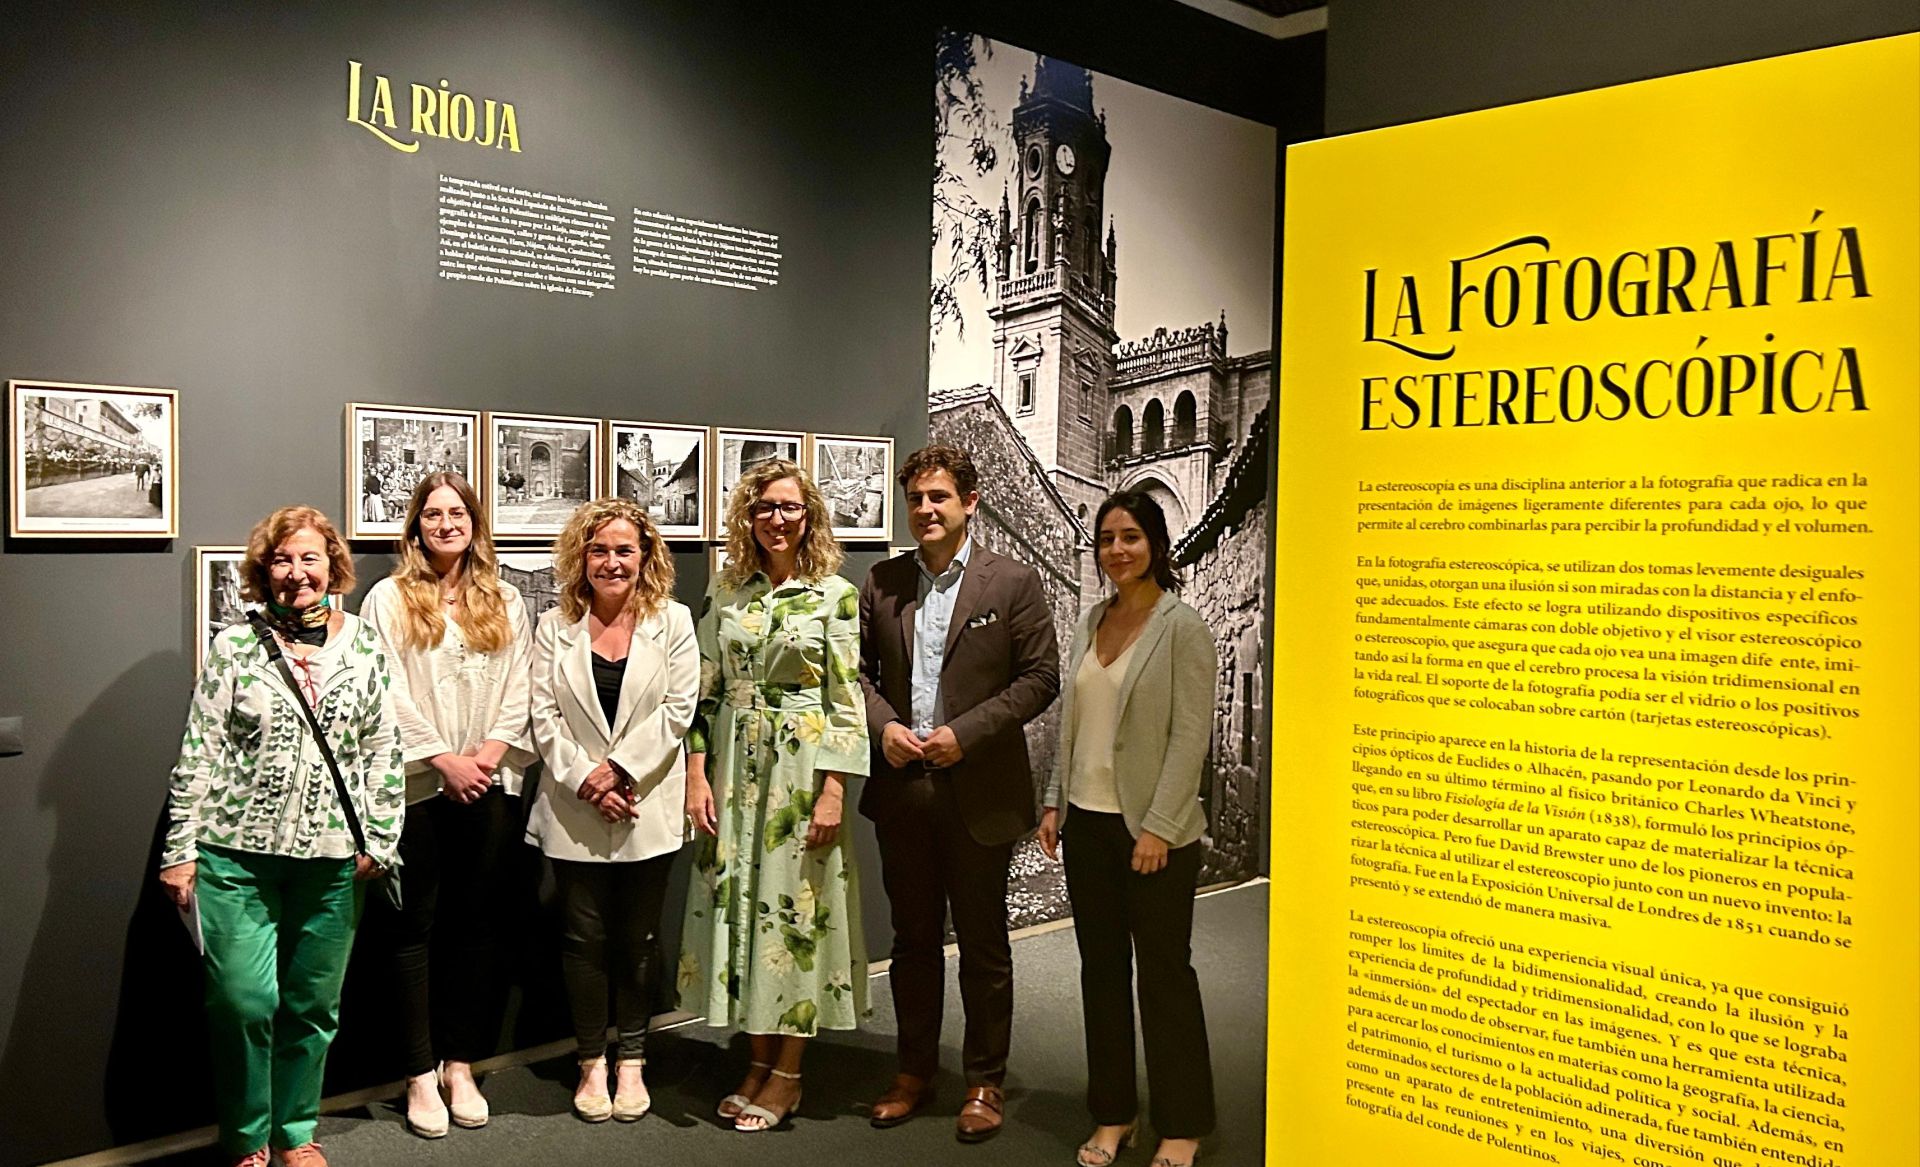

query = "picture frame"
[486,411,603,540]
[711,426,806,525]
[193,545,250,674]
[707,543,734,578]
[343,403,481,540]
[497,551,564,629]
[809,432,894,541]
[8,379,179,538]
[607,419,709,540]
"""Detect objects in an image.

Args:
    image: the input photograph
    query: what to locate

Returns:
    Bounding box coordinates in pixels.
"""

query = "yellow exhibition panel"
[1272,34,1918,1167]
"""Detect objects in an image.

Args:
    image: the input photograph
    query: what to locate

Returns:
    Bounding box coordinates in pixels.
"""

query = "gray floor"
[154,882,1267,1167]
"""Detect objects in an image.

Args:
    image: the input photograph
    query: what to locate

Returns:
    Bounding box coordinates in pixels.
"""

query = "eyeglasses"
[421,508,469,523]
[751,502,807,521]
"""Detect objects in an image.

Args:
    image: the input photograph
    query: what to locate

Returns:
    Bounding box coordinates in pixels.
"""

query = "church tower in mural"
[990,55,1120,521]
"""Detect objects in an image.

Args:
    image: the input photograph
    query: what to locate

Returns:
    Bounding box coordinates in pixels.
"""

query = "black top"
[590,651,624,728]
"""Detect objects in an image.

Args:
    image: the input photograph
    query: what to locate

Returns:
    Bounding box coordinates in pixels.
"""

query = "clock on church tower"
[989,55,1120,505]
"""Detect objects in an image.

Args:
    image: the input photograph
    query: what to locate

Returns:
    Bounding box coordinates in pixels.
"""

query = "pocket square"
[966,610,998,628]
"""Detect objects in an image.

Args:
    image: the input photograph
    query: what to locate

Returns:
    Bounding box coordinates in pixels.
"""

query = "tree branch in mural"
[930,30,1001,344]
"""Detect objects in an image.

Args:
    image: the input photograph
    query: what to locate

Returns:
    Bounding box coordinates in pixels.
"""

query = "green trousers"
[197,845,363,1155]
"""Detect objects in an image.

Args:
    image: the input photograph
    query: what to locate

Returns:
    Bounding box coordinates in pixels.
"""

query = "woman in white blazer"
[1039,490,1217,1167]
[360,472,534,1137]
[527,498,699,1123]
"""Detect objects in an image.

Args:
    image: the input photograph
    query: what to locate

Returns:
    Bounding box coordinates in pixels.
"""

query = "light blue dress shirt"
[909,536,972,736]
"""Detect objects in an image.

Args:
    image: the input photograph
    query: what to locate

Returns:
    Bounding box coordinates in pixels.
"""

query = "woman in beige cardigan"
[527,499,699,1123]
[1039,490,1217,1167]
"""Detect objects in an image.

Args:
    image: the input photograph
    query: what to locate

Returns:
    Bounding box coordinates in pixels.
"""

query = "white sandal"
[717,1060,774,1119]
[734,1067,802,1132]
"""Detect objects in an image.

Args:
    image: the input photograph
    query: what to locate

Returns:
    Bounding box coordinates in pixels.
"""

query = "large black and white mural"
[929,34,1277,926]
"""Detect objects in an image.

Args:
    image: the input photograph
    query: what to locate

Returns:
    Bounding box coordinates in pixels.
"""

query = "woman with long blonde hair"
[678,459,870,1132]
[359,472,534,1138]
[526,498,698,1123]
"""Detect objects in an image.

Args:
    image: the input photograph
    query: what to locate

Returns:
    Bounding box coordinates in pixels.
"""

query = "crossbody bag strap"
[246,611,370,857]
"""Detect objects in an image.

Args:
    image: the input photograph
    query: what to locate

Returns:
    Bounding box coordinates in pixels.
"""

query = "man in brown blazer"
[858,444,1060,1142]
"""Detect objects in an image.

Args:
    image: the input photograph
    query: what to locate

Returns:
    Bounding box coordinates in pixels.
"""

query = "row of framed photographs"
[348,403,895,543]
[194,542,919,673]
[1,381,894,542]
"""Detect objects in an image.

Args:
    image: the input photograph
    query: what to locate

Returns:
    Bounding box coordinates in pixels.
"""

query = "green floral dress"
[677,571,870,1035]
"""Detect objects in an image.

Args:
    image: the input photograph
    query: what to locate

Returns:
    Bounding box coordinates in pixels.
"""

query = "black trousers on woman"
[551,853,676,1062]
[394,789,521,1077]
[1062,809,1216,1139]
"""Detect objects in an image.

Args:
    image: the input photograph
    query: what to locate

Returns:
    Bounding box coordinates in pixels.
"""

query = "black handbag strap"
[247,611,370,858]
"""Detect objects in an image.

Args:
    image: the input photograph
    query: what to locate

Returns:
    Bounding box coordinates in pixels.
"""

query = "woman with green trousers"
[159,505,405,1167]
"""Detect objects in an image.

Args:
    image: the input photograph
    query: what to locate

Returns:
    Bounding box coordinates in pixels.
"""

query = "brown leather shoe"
[870,1073,934,1128]
[955,1084,1005,1143]
[274,1145,328,1167]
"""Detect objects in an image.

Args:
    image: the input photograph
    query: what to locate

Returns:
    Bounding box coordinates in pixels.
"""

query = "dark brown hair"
[1094,489,1182,592]
[897,444,978,497]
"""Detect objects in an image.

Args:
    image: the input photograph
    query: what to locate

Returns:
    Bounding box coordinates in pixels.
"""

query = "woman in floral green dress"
[679,459,869,1132]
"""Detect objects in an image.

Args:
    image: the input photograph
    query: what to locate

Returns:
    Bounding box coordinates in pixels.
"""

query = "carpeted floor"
[145,881,1268,1167]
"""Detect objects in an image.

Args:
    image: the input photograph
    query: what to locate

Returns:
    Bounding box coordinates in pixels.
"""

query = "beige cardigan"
[1044,591,1216,847]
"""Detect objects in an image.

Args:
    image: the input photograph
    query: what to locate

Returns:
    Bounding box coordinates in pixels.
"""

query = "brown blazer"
[857,544,1061,846]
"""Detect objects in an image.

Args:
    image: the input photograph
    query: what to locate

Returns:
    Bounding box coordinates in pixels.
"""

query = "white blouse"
[1067,637,1136,815]
[360,576,536,802]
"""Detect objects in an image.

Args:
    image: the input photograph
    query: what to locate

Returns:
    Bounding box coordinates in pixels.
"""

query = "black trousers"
[393,790,520,1076]
[873,772,1016,1086]
[551,853,676,1061]
[1062,809,1215,1139]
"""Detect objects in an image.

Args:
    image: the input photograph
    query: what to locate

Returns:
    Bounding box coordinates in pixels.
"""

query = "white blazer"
[526,600,699,862]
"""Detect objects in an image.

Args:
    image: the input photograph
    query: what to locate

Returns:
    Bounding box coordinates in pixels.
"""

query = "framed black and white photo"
[608,419,708,539]
[498,551,564,628]
[344,403,479,540]
[8,380,178,538]
[707,544,734,577]
[486,411,602,539]
[712,427,805,517]
[193,546,251,674]
[809,433,893,540]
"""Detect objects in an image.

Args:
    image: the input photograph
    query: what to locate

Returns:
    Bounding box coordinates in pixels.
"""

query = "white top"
[1067,637,1136,814]
[359,576,536,802]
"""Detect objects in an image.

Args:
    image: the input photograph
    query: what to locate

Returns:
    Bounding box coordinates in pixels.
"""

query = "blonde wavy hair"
[385,472,512,654]
[552,498,676,621]
[718,459,843,588]
[241,505,354,604]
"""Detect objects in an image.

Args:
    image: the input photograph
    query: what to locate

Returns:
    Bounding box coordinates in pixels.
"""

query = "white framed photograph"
[809,433,893,540]
[344,403,480,540]
[608,419,709,540]
[486,411,602,539]
[498,551,564,628]
[193,546,252,674]
[707,543,736,578]
[8,379,178,538]
[712,427,805,521]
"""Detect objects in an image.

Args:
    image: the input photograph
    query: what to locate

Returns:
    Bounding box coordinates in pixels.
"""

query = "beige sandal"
[573,1055,612,1122]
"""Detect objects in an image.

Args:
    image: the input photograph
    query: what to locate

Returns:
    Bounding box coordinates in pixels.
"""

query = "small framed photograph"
[707,544,734,578]
[498,551,565,628]
[712,427,805,520]
[194,546,251,674]
[344,403,480,540]
[608,420,709,540]
[809,433,893,540]
[8,379,178,538]
[486,411,603,539]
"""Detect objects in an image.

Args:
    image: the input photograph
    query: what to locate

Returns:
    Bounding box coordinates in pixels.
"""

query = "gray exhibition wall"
[0,1,1311,1162]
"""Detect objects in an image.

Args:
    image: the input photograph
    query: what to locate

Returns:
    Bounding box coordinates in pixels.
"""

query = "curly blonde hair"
[552,498,676,621]
[718,459,843,588]
[386,472,512,653]
[241,506,354,604]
